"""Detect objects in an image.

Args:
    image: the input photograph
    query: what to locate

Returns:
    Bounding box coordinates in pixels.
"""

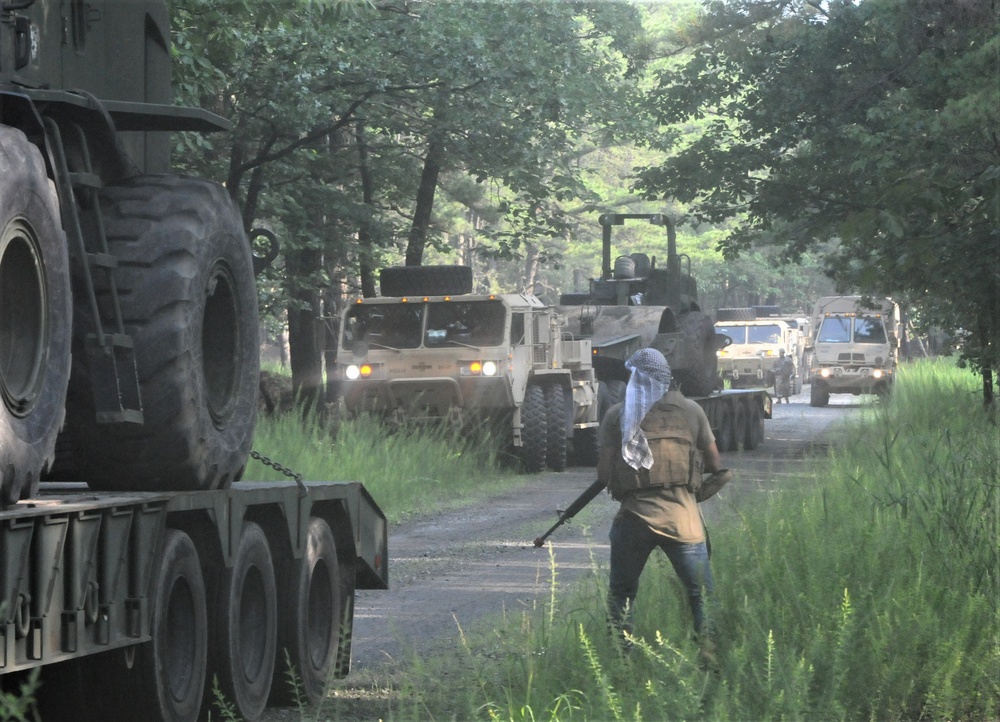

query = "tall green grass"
[381,360,999,721]
[242,411,519,521]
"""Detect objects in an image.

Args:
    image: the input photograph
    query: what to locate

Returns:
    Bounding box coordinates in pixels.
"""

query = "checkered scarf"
[621,348,673,470]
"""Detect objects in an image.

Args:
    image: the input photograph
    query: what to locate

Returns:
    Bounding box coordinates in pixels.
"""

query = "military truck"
[555,214,772,452]
[1,3,387,720]
[714,308,808,392]
[809,295,901,406]
[337,287,601,471]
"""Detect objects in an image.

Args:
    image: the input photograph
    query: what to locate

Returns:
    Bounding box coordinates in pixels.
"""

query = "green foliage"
[638,0,1000,389]
[0,669,39,722]
[376,359,999,720]
[242,411,517,521]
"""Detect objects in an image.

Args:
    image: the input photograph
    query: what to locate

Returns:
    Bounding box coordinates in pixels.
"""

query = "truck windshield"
[424,301,506,347]
[341,300,507,351]
[818,316,887,344]
[341,304,425,350]
[747,325,782,344]
[818,317,852,343]
[854,315,887,343]
[716,325,747,344]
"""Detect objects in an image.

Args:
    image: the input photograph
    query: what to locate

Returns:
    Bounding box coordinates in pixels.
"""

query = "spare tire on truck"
[379,265,473,297]
[60,175,259,492]
[0,126,72,506]
[715,307,757,322]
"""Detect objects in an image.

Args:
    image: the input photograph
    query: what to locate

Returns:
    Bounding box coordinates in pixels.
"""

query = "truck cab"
[809,296,901,406]
[336,291,599,472]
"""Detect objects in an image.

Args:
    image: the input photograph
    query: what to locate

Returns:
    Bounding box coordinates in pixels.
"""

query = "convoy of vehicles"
[0,3,386,720]
[808,295,901,406]
[551,214,772,453]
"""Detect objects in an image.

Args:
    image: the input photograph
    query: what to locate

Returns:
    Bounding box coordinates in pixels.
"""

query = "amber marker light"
[359,364,374,378]
[470,361,483,373]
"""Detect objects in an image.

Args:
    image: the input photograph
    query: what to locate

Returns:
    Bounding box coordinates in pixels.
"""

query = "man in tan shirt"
[597,348,722,658]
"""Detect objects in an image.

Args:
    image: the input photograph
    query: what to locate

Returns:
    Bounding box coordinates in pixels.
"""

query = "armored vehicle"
[337,289,601,471]
[1,3,387,720]
[555,214,772,453]
[809,295,901,406]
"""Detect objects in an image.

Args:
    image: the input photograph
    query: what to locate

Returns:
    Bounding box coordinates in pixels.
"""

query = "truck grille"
[838,353,866,363]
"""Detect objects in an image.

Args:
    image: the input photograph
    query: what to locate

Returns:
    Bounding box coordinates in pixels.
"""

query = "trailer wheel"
[544,383,569,471]
[810,382,829,407]
[379,265,473,296]
[606,379,626,408]
[0,126,72,506]
[272,517,342,707]
[519,383,547,472]
[209,521,277,721]
[143,529,208,722]
[572,427,599,466]
[732,402,747,452]
[745,401,765,450]
[62,175,259,492]
[716,405,735,453]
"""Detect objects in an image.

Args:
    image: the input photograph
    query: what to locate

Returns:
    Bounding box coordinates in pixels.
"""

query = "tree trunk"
[356,122,377,297]
[405,134,445,267]
[286,246,324,411]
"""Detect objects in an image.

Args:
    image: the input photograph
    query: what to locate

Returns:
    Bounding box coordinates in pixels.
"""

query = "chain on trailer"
[249,449,308,496]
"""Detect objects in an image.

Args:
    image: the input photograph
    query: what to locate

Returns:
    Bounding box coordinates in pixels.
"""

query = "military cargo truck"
[809,295,901,406]
[1,3,387,720]
[337,289,601,471]
[714,315,805,392]
[555,214,772,452]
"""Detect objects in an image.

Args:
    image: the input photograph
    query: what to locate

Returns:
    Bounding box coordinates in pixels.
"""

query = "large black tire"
[0,126,72,506]
[572,426,599,466]
[715,404,735,453]
[671,311,721,397]
[731,402,747,452]
[519,383,547,473]
[60,175,259,492]
[745,400,765,450]
[379,265,473,297]
[271,517,343,707]
[208,521,278,722]
[544,383,569,472]
[810,382,830,408]
[141,529,209,722]
[606,379,627,409]
[715,307,757,322]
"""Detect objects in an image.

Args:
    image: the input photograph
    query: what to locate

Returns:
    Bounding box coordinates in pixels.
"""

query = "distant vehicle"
[714,316,802,392]
[809,295,901,406]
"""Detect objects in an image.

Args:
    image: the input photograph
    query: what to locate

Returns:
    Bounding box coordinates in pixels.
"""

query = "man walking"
[597,348,724,665]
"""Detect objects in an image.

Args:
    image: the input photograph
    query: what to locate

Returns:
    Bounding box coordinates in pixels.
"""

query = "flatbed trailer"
[689,388,772,453]
[0,480,387,721]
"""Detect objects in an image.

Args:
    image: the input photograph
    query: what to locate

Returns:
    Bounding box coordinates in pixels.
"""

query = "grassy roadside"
[320,360,998,721]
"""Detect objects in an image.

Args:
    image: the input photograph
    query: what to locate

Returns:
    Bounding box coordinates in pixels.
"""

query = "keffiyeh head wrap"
[621,348,673,470]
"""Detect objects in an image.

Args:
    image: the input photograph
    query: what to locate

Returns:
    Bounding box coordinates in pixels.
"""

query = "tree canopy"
[636,0,999,403]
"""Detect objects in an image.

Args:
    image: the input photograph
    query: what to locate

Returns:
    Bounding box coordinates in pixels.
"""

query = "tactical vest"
[608,400,703,501]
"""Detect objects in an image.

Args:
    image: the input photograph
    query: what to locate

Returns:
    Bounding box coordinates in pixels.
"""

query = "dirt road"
[343,387,863,678]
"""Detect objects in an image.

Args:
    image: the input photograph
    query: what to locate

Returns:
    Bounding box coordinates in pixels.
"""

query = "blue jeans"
[607,510,715,641]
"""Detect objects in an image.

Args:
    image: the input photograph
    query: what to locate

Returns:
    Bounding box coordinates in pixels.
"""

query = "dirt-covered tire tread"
[544,383,569,472]
[379,265,473,297]
[62,174,259,492]
[0,125,72,505]
[519,383,547,473]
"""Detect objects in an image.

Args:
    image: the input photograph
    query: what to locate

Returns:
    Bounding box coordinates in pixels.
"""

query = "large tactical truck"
[809,295,901,406]
[0,3,387,721]
[555,214,772,452]
[337,282,601,471]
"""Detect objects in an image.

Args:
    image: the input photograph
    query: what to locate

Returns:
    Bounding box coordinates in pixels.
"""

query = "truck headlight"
[872,369,883,379]
[461,360,500,376]
[345,364,374,380]
[820,368,831,378]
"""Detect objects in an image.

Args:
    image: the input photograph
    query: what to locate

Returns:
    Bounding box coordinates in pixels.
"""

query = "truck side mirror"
[887,332,899,348]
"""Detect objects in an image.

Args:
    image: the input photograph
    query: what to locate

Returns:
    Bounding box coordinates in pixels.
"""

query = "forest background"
[169,0,998,407]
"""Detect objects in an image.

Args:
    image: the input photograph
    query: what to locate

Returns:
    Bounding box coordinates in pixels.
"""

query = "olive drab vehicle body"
[337,289,601,472]
[553,214,772,454]
[808,295,901,406]
[0,3,386,720]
